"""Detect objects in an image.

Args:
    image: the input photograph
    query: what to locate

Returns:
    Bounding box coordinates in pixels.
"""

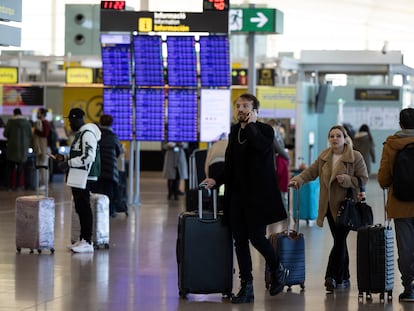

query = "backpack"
[393,142,414,201]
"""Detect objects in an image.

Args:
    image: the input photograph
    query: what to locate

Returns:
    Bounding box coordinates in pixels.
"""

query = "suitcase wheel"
[366,292,372,301]
[380,293,385,303]
[16,247,21,254]
[358,292,363,303]
[179,290,188,299]
[387,291,393,301]
[222,292,232,299]
[37,249,42,254]
[29,249,34,254]
[104,244,110,249]
[50,248,55,254]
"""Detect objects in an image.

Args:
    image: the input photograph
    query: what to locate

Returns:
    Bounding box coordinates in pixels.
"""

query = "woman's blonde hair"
[328,125,353,147]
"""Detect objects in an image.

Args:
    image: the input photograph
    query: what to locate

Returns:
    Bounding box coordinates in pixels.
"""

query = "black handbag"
[336,178,373,231]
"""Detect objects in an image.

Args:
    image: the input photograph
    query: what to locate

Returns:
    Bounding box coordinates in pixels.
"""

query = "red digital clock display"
[101,1,126,10]
[203,0,229,11]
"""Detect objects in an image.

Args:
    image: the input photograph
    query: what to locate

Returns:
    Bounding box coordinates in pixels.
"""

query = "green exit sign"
[229,8,283,34]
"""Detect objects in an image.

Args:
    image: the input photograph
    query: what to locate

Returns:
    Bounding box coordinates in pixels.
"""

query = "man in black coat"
[94,114,123,217]
[202,93,288,303]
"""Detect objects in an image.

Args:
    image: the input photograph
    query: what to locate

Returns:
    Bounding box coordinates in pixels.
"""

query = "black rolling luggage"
[265,187,306,291]
[357,189,394,303]
[177,187,233,298]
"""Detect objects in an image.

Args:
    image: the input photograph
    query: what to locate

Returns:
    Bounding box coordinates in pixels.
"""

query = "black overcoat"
[220,122,287,226]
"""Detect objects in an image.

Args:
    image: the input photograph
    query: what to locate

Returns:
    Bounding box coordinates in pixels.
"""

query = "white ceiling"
[231,0,414,66]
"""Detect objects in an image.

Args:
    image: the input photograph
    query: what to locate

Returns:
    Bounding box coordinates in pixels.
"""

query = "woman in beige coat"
[289,125,368,292]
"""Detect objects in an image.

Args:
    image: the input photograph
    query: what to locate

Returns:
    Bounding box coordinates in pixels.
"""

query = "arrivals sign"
[229,8,283,34]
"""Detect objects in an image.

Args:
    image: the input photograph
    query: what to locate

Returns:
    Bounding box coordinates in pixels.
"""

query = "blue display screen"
[167,89,198,142]
[102,44,132,86]
[199,35,230,87]
[166,37,197,87]
[133,36,164,87]
[103,88,133,140]
[135,88,165,141]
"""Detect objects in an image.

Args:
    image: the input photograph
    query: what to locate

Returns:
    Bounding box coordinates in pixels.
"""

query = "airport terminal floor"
[0,171,411,311]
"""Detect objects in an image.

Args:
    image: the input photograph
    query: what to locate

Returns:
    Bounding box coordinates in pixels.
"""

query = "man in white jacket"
[58,108,101,253]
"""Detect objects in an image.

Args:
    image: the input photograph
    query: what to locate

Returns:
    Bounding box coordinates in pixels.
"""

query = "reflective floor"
[0,172,411,311]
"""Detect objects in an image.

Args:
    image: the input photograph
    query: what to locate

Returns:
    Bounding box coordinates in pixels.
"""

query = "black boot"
[231,280,254,304]
[269,264,289,296]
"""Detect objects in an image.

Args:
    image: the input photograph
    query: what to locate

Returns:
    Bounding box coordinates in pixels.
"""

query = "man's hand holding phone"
[247,109,258,124]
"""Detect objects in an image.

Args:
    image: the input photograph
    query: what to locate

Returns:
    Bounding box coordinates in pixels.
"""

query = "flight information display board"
[101,34,132,86]
[167,89,198,142]
[103,88,133,140]
[135,88,165,141]
[166,36,197,87]
[133,35,164,86]
[199,35,230,87]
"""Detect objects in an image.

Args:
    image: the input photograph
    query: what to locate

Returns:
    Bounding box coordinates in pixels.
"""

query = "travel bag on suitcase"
[357,189,394,303]
[265,187,306,291]
[71,193,110,249]
[177,186,233,298]
[15,165,55,254]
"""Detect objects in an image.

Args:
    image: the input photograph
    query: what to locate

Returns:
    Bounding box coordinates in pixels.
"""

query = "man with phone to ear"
[202,93,288,303]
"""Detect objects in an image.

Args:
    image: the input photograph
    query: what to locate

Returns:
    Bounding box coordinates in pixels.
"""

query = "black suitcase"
[357,189,394,303]
[265,187,306,291]
[177,187,233,298]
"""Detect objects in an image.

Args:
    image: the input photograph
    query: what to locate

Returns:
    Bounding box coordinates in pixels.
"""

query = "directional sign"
[229,8,283,34]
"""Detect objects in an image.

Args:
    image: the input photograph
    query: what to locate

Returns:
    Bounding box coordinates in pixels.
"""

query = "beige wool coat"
[290,144,368,227]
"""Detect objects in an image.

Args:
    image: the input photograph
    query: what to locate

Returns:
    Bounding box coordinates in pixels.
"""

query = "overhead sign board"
[229,8,283,34]
[66,67,94,84]
[0,0,22,22]
[0,67,18,83]
[0,24,21,46]
[101,10,228,34]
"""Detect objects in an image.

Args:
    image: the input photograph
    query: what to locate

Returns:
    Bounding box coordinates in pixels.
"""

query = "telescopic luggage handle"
[288,186,300,234]
[198,183,217,220]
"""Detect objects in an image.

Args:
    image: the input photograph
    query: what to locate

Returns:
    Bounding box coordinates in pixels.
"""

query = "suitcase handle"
[288,187,300,234]
[198,184,217,220]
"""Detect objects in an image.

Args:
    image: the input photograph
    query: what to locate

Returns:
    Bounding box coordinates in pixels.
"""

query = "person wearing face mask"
[54,108,101,253]
[288,125,368,292]
[201,93,288,304]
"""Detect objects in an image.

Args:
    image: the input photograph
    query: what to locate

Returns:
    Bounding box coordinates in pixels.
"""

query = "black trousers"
[94,178,117,215]
[230,193,278,282]
[6,160,24,189]
[325,208,351,282]
[72,181,93,243]
[394,217,414,290]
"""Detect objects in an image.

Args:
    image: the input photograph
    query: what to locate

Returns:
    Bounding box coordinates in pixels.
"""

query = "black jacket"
[98,126,122,183]
[217,122,287,226]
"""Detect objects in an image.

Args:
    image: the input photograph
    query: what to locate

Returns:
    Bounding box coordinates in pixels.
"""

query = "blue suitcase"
[265,188,306,291]
[293,177,319,222]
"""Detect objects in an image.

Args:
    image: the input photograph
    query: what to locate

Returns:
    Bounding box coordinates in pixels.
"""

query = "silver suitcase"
[71,193,110,249]
[15,195,55,254]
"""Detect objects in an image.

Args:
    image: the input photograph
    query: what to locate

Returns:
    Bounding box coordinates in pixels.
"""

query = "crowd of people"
[3,97,414,303]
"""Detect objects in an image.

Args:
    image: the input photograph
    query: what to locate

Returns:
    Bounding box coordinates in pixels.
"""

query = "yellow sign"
[138,18,153,32]
[257,86,296,109]
[0,67,18,84]
[66,67,94,84]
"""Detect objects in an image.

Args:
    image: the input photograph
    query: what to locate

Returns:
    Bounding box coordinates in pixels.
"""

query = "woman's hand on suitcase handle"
[200,178,216,190]
[288,180,299,189]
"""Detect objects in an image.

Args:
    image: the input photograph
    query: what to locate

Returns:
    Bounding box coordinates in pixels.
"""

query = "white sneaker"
[67,240,82,250]
[71,239,94,253]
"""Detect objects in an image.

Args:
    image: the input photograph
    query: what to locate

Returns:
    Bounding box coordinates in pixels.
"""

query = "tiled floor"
[0,172,411,310]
